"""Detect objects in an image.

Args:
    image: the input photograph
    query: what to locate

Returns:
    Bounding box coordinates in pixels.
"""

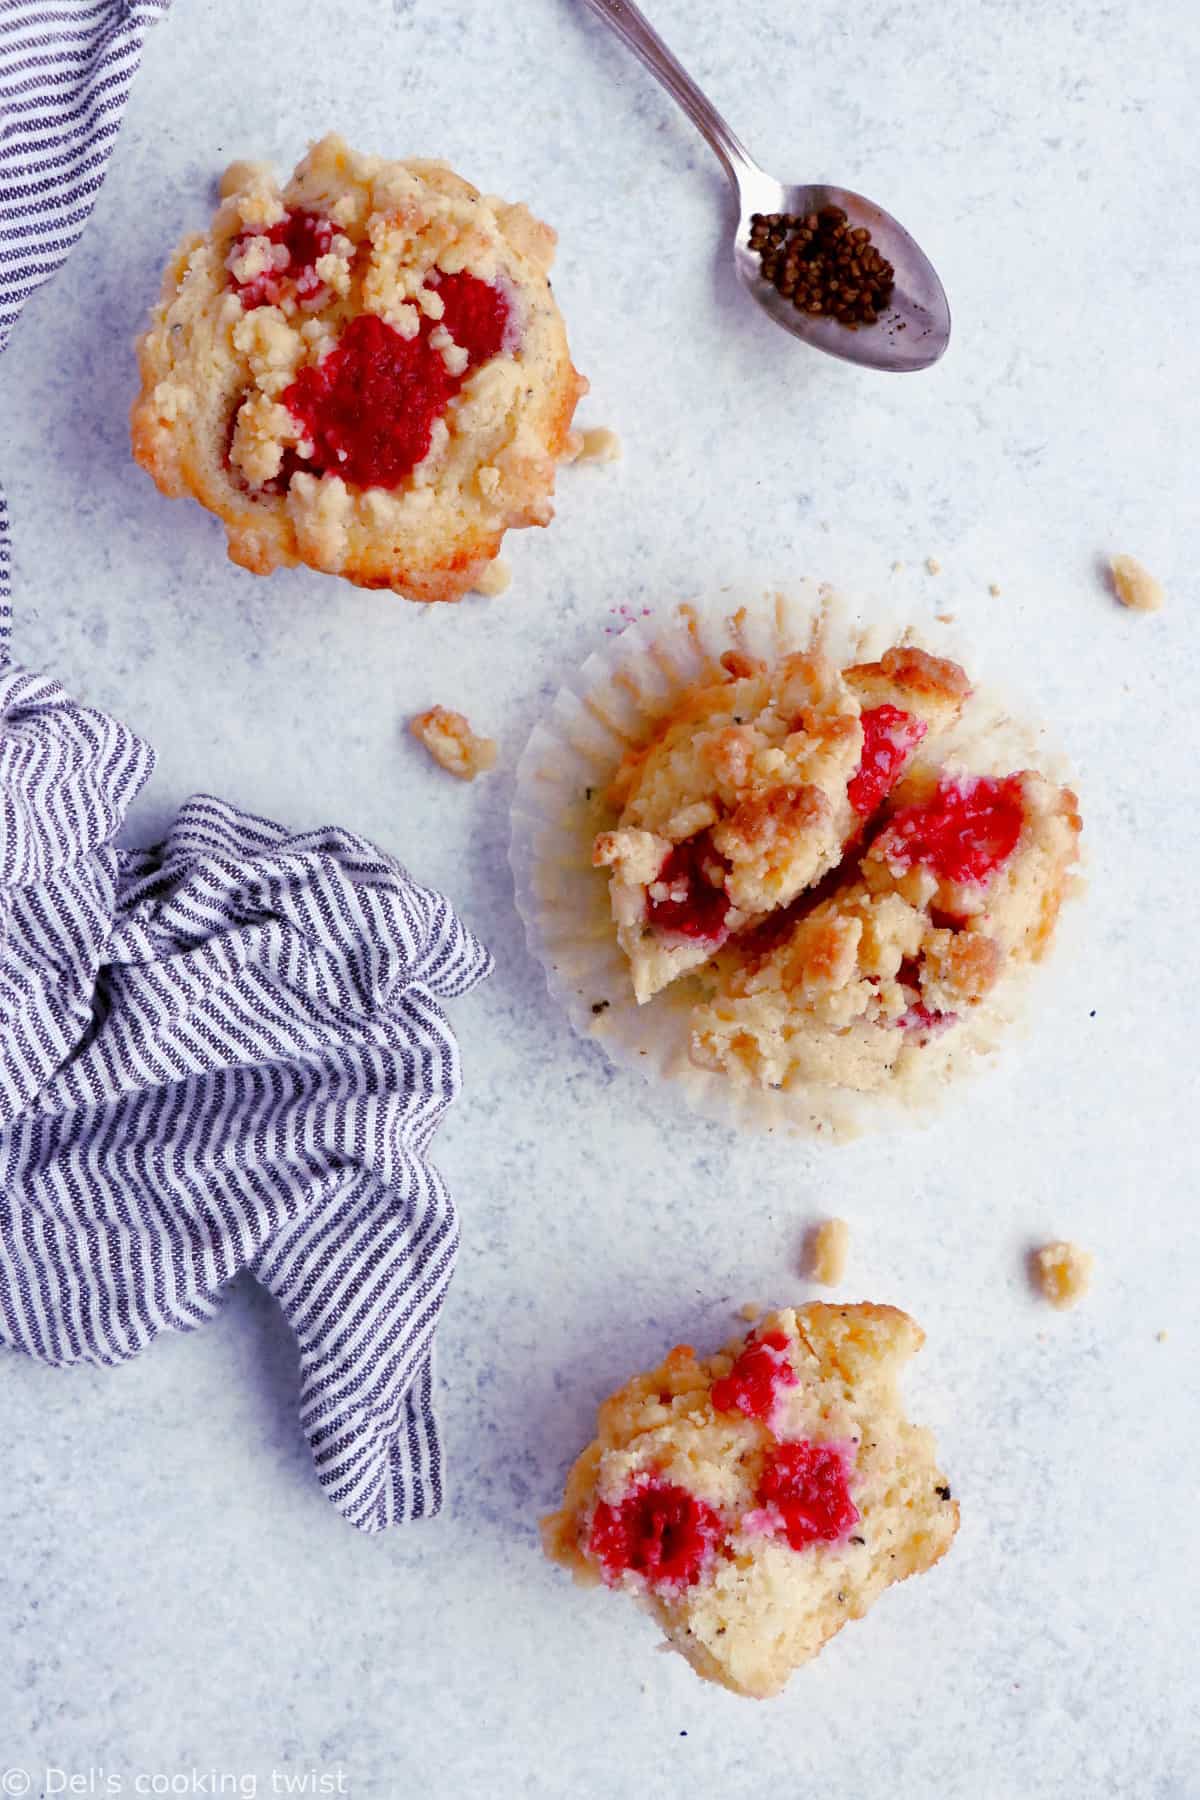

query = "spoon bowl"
[583,0,951,373]
[733,175,951,373]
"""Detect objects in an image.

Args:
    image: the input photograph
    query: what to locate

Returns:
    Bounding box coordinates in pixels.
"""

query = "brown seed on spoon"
[749,206,896,329]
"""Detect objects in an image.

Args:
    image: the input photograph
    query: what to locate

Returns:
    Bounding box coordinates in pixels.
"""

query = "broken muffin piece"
[594,645,969,1004]
[1109,554,1164,614]
[1032,1240,1094,1309]
[542,1302,958,1699]
[690,767,1081,1092]
[808,1218,851,1284]
[410,705,496,780]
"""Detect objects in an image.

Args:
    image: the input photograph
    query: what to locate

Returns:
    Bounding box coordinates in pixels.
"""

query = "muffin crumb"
[410,706,497,781]
[988,582,1002,597]
[808,1218,850,1285]
[1110,554,1164,613]
[1155,1329,1169,1343]
[473,558,512,598]
[569,426,622,465]
[925,556,942,575]
[1032,1240,1094,1310]
[738,1300,764,1322]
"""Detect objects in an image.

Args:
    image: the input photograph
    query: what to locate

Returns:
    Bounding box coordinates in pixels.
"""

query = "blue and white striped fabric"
[0,0,171,358]
[0,2,494,1529]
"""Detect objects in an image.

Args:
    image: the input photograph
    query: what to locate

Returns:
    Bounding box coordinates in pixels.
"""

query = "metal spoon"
[581,0,951,372]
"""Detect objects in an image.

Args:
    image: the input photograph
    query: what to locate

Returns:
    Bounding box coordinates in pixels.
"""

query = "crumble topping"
[410,706,497,780]
[808,1218,850,1285]
[1033,1241,1094,1310]
[1110,554,1164,613]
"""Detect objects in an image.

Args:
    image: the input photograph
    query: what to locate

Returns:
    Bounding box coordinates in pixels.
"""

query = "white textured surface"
[1,0,1197,1794]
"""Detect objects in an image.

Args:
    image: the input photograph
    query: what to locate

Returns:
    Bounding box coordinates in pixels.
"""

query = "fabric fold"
[0,660,492,1529]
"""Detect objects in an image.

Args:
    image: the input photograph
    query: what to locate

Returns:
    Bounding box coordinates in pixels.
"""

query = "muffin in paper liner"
[509,585,1080,1139]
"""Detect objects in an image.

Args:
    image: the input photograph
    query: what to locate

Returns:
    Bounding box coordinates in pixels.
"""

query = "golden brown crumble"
[1110,554,1164,613]
[568,426,622,465]
[808,1218,850,1285]
[1032,1241,1094,1310]
[409,705,497,780]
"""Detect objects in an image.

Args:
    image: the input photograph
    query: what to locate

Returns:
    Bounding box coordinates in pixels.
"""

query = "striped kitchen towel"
[0,2,494,1530]
[0,0,172,362]
[2,0,173,642]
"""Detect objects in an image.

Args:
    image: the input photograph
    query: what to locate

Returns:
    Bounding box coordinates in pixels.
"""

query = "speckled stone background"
[1,0,1197,1795]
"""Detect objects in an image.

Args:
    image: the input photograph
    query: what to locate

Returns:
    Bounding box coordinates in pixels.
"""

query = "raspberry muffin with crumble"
[131,134,586,601]
[542,1303,958,1698]
[512,594,1084,1131]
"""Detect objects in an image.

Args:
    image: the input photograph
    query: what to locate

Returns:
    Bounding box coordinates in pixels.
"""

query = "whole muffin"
[131,134,587,602]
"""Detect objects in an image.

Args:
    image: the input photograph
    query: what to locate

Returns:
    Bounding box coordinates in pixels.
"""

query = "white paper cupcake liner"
[509,584,1080,1140]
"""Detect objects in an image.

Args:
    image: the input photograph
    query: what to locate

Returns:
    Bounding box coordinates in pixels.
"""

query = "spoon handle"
[580,0,758,188]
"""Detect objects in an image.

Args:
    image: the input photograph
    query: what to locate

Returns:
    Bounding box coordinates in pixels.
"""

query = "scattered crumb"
[409,706,497,781]
[807,1218,850,1286]
[738,1301,764,1323]
[1110,553,1164,613]
[891,560,905,573]
[925,556,941,576]
[1156,1329,1169,1343]
[571,426,622,465]
[1031,1240,1094,1310]
[473,558,512,598]
[935,611,956,624]
[988,582,1002,597]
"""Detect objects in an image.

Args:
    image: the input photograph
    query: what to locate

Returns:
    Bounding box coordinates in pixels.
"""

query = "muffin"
[594,645,971,1003]
[542,1303,958,1698]
[131,134,586,601]
[511,593,1084,1133]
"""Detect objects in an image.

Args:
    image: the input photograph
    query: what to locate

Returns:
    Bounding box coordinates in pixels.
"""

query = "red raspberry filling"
[590,1477,722,1590]
[897,999,957,1036]
[432,268,510,366]
[848,704,928,816]
[230,209,338,311]
[895,957,956,1036]
[646,835,733,943]
[711,1330,798,1422]
[874,772,1025,887]
[279,271,511,491]
[758,1439,859,1551]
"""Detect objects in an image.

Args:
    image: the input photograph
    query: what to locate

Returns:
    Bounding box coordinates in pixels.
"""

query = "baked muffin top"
[132,134,586,601]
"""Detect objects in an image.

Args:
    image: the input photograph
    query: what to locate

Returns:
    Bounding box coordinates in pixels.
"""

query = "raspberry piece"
[874,773,1025,886]
[758,1439,859,1551]
[590,1478,722,1590]
[711,1330,798,1421]
[848,704,927,816]
[645,835,732,943]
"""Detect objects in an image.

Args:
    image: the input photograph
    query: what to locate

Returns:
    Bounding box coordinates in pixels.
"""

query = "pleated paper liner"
[509,584,1078,1140]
